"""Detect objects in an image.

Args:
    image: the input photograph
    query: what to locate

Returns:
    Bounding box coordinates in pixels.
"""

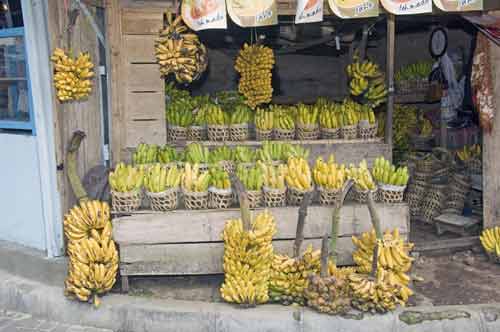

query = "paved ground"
[0,310,112,332]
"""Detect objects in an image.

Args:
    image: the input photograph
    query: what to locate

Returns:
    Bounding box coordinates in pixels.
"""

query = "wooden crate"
[113,203,409,291]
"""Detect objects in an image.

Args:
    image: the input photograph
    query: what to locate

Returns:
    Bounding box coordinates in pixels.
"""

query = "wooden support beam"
[385,15,395,146]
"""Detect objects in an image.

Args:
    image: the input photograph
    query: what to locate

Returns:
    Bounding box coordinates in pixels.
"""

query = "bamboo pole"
[293,191,312,258]
[320,233,329,278]
[385,15,396,147]
[66,131,89,202]
[366,191,382,278]
[231,175,251,231]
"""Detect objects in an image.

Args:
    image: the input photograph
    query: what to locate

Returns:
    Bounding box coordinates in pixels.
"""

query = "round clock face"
[429,27,448,58]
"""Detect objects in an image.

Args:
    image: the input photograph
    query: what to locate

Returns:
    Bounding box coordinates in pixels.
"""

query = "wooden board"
[127,64,163,92]
[125,91,164,120]
[125,119,166,147]
[113,204,409,245]
[124,35,156,63]
[121,7,168,35]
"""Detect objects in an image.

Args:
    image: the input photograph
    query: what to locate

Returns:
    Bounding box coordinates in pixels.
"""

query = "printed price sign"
[227,0,278,27]
[182,0,227,31]
[329,0,379,19]
[381,0,432,15]
[433,0,482,11]
[295,0,324,24]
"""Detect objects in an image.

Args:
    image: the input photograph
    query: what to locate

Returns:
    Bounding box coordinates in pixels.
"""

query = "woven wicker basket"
[217,160,235,174]
[247,190,263,209]
[318,187,341,206]
[352,186,378,204]
[209,187,233,209]
[111,189,142,213]
[263,187,286,207]
[168,125,188,142]
[410,134,435,151]
[146,187,178,212]
[358,121,378,140]
[256,129,273,141]
[320,127,340,139]
[229,124,249,141]
[297,124,319,140]
[287,187,314,206]
[208,125,229,141]
[236,162,256,170]
[341,124,358,140]
[378,183,406,204]
[406,181,426,217]
[465,158,482,175]
[273,128,295,140]
[420,183,447,224]
[413,171,432,184]
[187,126,207,141]
[183,190,209,210]
[395,79,433,103]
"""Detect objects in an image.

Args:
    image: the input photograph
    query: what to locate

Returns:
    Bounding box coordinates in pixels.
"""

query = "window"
[0,1,34,134]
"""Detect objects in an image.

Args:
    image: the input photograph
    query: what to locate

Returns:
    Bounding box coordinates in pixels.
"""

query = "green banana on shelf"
[209,146,234,163]
[144,163,182,192]
[209,167,231,190]
[133,143,159,164]
[372,156,409,186]
[184,143,210,164]
[236,164,264,191]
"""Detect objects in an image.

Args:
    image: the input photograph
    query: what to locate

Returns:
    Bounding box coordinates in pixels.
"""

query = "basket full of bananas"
[296,104,320,140]
[236,164,264,208]
[272,105,296,140]
[255,107,274,140]
[258,161,288,207]
[187,96,211,141]
[206,104,229,141]
[346,160,378,203]
[339,99,360,140]
[313,155,347,206]
[108,163,145,213]
[357,104,378,140]
[286,157,314,206]
[181,163,211,210]
[209,146,235,174]
[143,163,182,211]
[372,157,409,204]
[395,60,434,101]
[319,101,341,139]
[208,167,233,209]
[229,104,252,141]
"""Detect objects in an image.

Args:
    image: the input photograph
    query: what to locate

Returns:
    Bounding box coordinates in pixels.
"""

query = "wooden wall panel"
[126,64,163,92]
[123,35,156,63]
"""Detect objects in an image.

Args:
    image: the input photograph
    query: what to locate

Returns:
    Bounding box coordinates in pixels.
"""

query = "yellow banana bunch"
[319,102,341,129]
[205,104,228,125]
[257,161,287,190]
[63,200,111,244]
[347,57,387,108]
[255,107,274,131]
[209,167,231,190]
[235,43,275,109]
[456,144,481,161]
[346,160,376,191]
[480,226,500,257]
[144,163,182,192]
[313,155,347,191]
[285,157,313,191]
[181,162,211,192]
[339,99,360,127]
[108,163,144,193]
[51,48,94,102]
[297,103,320,126]
[271,105,296,130]
[220,210,277,305]
[155,12,208,84]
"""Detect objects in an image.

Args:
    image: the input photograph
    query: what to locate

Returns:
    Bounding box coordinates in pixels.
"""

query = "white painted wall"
[0,133,46,250]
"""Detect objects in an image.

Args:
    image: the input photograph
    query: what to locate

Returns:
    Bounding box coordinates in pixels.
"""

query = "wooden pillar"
[385,15,395,148]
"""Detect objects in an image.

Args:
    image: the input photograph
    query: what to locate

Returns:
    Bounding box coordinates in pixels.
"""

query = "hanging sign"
[380,0,432,15]
[329,0,379,19]
[433,0,482,11]
[226,0,278,27]
[181,0,227,31]
[295,0,324,24]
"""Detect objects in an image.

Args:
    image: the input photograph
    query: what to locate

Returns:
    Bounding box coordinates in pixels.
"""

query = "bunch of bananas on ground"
[108,163,144,193]
[480,227,500,258]
[206,104,228,125]
[133,144,158,165]
[258,161,287,190]
[209,146,234,163]
[457,144,481,162]
[51,48,94,102]
[420,117,433,137]
[181,163,210,192]
[346,160,376,191]
[372,157,409,186]
[144,163,182,192]
[209,167,231,190]
[235,43,275,109]
[313,155,347,190]
[158,145,178,164]
[395,60,433,82]
[233,146,256,164]
[304,268,353,314]
[272,105,296,130]
[347,58,387,108]
[167,106,193,127]
[236,164,264,191]
[286,157,313,191]
[155,12,208,84]
[339,99,360,127]
[319,103,341,129]
[255,108,274,131]
[256,141,285,162]
[64,200,111,244]
[230,105,252,125]
[297,104,319,127]
[282,144,310,161]
[184,143,210,164]
[220,211,277,305]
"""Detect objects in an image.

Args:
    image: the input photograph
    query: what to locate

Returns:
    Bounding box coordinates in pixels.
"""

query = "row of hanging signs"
[181,0,483,30]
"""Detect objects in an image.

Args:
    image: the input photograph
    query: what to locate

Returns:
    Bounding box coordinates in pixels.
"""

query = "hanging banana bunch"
[155,12,208,84]
[347,56,387,108]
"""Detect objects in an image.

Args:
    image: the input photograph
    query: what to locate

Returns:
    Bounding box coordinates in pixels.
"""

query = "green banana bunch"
[365,77,388,108]
[230,105,252,125]
[184,143,210,164]
[144,163,182,192]
[158,145,178,163]
[206,104,228,125]
[395,60,433,82]
[339,99,360,127]
[271,105,296,130]
[282,144,310,161]
[255,107,274,131]
[256,141,285,162]
[233,146,256,163]
[236,164,264,191]
[209,146,234,163]
[357,104,376,124]
[209,167,231,190]
[372,157,409,186]
[257,161,287,190]
[132,144,158,164]
[165,82,190,101]
[108,163,144,192]
[192,105,208,126]
[214,90,246,113]
[297,103,319,126]
[319,102,341,129]
[181,163,211,192]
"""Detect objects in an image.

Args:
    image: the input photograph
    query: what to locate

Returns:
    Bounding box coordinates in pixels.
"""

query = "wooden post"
[366,191,382,278]
[293,191,312,258]
[231,174,251,231]
[320,233,329,278]
[385,15,396,147]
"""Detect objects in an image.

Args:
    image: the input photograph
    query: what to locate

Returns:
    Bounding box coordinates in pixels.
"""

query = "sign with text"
[181,0,227,31]
[295,0,324,24]
[227,0,278,27]
[329,0,379,19]
[381,0,432,15]
[433,0,482,11]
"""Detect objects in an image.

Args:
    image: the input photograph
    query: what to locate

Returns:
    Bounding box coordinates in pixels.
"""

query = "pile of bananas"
[155,13,208,84]
[457,144,481,162]
[256,141,286,162]
[297,104,319,127]
[158,145,179,163]
[220,211,277,305]
[236,164,264,191]
[233,146,256,164]
[372,157,409,186]
[346,160,376,191]
[319,103,341,129]
[144,164,182,192]
[347,58,387,108]
[305,269,353,314]
[184,143,210,164]
[272,105,296,130]
[64,201,117,306]
[206,104,228,125]
[286,157,313,191]
[230,105,252,125]
[108,163,144,193]
[395,60,433,82]
[51,48,94,102]
[181,163,210,192]
[339,99,360,127]
[235,43,275,109]
[167,105,193,127]
[209,167,231,190]
[313,155,347,190]
[480,226,500,259]
[133,143,159,164]
[209,146,234,163]
[258,161,287,190]
[255,108,274,131]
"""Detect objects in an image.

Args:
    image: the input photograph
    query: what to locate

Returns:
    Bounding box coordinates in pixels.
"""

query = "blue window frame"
[0,26,35,134]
